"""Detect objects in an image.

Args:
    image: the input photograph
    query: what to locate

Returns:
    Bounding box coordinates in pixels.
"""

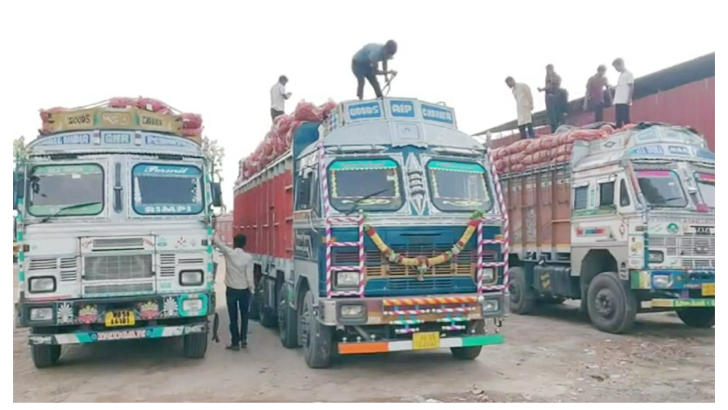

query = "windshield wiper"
[344,189,388,215]
[40,202,101,223]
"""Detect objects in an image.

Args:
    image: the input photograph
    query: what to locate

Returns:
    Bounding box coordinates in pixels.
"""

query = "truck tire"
[676,307,714,328]
[278,283,300,348]
[450,319,484,361]
[31,345,61,369]
[260,305,278,329]
[508,267,536,315]
[300,289,333,369]
[586,272,637,334]
[182,332,208,359]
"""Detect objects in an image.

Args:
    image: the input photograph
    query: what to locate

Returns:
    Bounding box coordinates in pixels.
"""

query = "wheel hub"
[595,289,616,318]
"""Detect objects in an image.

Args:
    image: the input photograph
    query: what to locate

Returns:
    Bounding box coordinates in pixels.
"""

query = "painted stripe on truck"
[337,334,504,355]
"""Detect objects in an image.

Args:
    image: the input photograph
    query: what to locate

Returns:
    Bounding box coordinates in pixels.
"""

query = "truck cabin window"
[573,186,588,210]
[695,173,715,208]
[599,181,615,207]
[636,170,687,208]
[427,160,491,212]
[328,159,404,213]
[132,164,204,215]
[27,164,104,217]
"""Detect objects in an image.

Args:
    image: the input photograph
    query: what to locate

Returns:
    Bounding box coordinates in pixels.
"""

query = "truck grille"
[649,235,715,270]
[84,282,154,295]
[83,254,153,281]
[332,246,485,277]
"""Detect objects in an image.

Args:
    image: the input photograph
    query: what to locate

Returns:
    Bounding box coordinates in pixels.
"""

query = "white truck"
[13,100,222,368]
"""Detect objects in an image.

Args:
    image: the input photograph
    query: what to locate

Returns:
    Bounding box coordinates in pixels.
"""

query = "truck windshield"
[636,170,687,208]
[427,160,492,212]
[695,173,715,208]
[132,163,204,215]
[27,164,104,217]
[327,159,404,212]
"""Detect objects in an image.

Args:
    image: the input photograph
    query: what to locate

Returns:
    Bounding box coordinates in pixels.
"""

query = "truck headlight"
[339,304,365,318]
[30,307,53,321]
[652,274,671,289]
[648,251,664,264]
[180,270,204,286]
[481,268,495,282]
[29,277,56,293]
[482,299,500,312]
[335,271,359,287]
[182,298,204,312]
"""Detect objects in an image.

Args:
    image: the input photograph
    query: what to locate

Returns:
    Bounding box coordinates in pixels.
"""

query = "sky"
[2,0,717,208]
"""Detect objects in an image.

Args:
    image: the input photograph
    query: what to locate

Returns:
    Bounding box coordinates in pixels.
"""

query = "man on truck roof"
[583,65,611,123]
[351,40,398,100]
[270,75,292,122]
[612,58,634,128]
[505,76,536,139]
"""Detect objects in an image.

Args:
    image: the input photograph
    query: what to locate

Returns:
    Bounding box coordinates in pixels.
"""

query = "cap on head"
[505,76,515,87]
[279,75,288,84]
[385,40,398,56]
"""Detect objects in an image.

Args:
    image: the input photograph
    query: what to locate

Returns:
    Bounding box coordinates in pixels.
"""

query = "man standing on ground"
[583,65,611,123]
[539,64,565,133]
[213,231,255,350]
[352,40,398,100]
[506,77,536,139]
[612,58,634,128]
[270,75,291,122]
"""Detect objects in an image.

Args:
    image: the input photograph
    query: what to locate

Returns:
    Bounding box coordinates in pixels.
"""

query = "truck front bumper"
[630,269,715,308]
[28,323,207,345]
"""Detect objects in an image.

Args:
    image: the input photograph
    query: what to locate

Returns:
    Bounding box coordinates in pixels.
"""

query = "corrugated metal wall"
[489,77,715,151]
[564,78,715,151]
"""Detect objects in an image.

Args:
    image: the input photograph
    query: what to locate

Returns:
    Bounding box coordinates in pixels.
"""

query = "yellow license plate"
[412,331,440,350]
[105,311,135,327]
[701,283,715,297]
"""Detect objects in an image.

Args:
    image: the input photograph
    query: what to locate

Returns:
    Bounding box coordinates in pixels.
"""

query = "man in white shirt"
[505,76,536,138]
[270,75,292,122]
[612,58,634,128]
[213,231,255,350]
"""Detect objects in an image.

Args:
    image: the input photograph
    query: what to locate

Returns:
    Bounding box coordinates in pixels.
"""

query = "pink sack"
[181,113,203,129]
[109,97,137,109]
[293,101,319,122]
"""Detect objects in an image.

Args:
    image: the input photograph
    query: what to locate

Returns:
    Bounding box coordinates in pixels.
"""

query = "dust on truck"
[492,123,715,333]
[234,98,509,368]
[13,98,223,368]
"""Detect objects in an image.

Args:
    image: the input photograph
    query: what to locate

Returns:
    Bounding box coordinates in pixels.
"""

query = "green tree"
[202,136,225,183]
[13,136,26,171]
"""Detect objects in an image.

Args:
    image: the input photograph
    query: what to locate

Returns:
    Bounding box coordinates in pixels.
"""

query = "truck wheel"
[450,319,484,361]
[300,289,333,369]
[278,283,300,348]
[587,272,637,334]
[508,267,536,315]
[676,307,714,328]
[182,331,208,359]
[31,345,61,369]
[260,306,278,329]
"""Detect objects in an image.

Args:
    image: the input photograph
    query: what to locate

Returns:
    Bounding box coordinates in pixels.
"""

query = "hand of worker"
[285,92,292,98]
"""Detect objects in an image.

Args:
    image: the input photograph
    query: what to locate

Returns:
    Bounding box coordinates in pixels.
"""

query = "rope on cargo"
[382,71,398,96]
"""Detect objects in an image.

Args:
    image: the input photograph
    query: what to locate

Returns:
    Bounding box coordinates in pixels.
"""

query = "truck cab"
[14,104,222,368]
[236,97,509,368]
[569,123,715,330]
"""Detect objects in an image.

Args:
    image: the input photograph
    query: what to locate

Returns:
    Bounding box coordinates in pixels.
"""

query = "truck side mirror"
[13,172,24,211]
[211,182,223,207]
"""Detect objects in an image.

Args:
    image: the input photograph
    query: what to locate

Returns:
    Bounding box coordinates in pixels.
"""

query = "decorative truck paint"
[233,97,508,369]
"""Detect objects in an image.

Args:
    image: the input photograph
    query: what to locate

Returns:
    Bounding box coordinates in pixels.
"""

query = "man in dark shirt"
[583,65,611,123]
[351,40,398,100]
[539,64,566,133]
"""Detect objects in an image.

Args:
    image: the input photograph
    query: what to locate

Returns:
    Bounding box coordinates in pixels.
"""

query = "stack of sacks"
[492,124,618,173]
[39,96,202,136]
[237,99,337,183]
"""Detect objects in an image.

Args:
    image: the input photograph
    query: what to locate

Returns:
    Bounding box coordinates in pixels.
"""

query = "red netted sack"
[273,115,295,136]
[507,139,531,155]
[511,163,525,172]
[522,154,535,165]
[509,152,525,164]
[181,113,203,129]
[494,159,507,172]
[540,134,558,150]
[317,99,337,119]
[109,97,137,109]
[293,101,319,122]
[136,97,170,114]
[182,127,203,137]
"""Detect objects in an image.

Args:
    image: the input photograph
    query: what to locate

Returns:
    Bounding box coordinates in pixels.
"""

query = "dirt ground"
[13,262,714,403]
